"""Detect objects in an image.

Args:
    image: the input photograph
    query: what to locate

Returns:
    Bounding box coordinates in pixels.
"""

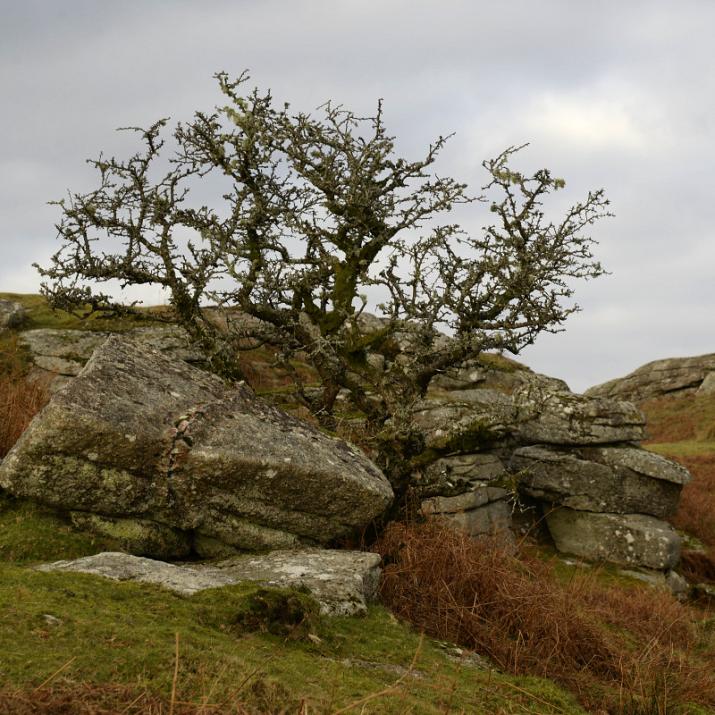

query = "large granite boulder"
[0,299,25,330]
[37,549,382,616]
[545,509,682,571]
[586,353,715,403]
[511,445,690,518]
[0,336,393,554]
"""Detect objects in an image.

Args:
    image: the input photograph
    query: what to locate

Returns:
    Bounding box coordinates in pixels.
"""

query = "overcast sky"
[2,0,714,392]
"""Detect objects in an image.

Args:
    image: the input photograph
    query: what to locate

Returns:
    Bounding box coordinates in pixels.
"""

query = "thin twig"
[32,656,77,693]
[169,631,180,715]
[330,634,423,714]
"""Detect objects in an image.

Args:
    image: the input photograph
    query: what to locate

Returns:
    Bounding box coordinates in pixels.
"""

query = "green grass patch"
[0,562,586,713]
[0,496,122,563]
[0,292,167,332]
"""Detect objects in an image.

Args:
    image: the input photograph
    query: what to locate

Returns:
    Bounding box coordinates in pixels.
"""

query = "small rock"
[0,299,25,331]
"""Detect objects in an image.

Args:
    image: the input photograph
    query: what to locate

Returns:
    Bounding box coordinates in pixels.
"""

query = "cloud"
[528,89,648,151]
[1,0,714,393]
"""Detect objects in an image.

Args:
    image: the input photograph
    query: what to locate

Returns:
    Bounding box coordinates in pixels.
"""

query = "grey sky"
[2,0,714,391]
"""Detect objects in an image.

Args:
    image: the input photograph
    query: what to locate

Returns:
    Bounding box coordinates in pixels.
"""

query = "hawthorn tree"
[38,72,611,493]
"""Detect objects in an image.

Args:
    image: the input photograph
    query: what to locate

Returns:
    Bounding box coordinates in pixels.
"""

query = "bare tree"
[37,72,611,493]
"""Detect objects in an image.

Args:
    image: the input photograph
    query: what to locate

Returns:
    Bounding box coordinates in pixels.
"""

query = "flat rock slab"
[545,508,682,571]
[413,383,646,452]
[36,549,382,616]
[512,445,690,517]
[0,335,393,553]
[415,453,506,499]
[512,387,646,445]
[216,550,383,616]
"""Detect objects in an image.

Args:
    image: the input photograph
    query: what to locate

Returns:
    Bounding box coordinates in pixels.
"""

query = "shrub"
[375,520,715,713]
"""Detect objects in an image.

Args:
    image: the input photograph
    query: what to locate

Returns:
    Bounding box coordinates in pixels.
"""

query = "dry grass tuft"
[670,454,715,551]
[375,520,715,713]
[0,682,266,714]
[0,373,49,458]
[680,549,715,584]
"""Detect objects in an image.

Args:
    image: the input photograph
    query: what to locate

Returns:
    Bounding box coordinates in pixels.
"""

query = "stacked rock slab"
[414,357,689,571]
[0,335,393,557]
[511,446,689,569]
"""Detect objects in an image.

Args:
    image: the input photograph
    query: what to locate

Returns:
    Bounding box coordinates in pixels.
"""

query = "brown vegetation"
[0,682,276,714]
[642,393,715,444]
[376,520,715,713]
[668,454,715,586]
[0,373,49,459]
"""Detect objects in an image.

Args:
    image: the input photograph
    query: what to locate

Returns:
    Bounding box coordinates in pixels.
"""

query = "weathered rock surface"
[416,378,645,452]
[415,453,507,498]
[512,445,690,517]
[21,326,205,383]
[512,386,646,445]
[69,512,193,559]
[216,549,382,616]
[0,336,393,554]
[697,371,715,396]
[411,354,688,570]
[0,299,25,330]
[586,353,715,403]
[545,508,682,570]
[37,549,382,615]
[422,486,512,537]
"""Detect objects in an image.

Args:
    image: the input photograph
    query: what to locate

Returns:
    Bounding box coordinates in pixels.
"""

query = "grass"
[0,292,167,332]
[641,392,715,445]
[0,560,586,714]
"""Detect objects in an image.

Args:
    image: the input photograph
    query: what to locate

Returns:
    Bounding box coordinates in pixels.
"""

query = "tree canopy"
[38,72,611,492]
